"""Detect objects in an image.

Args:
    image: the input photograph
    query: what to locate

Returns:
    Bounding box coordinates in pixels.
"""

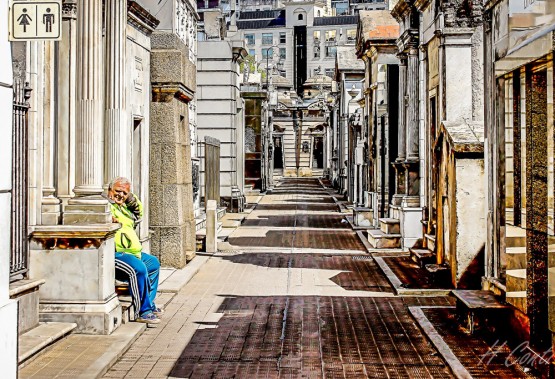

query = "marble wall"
[0,1,18,374]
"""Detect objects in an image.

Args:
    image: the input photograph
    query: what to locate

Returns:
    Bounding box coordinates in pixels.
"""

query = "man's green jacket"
[110,194,143,259]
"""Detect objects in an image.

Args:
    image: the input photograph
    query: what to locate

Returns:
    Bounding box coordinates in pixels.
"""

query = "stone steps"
[506,246,526,270]
[18,322,77,366]
[505,226,526,313]
[506,268,526,293]
[366,229,401,249]
[409,248,435,268]
[352,207,373,227]
[119,290,176,324]
[424,234,436,253]
[379,218,400,234]
[424,263,450,286]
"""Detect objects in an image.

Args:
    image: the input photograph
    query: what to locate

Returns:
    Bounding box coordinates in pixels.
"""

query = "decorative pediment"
[273,124,286,133]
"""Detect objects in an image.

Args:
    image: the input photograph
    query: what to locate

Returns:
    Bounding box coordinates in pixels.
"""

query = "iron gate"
[203,136,220,205]
[10,79,31,279]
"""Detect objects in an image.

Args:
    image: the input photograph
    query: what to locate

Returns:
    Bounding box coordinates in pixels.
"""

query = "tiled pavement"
[100,178,532,378]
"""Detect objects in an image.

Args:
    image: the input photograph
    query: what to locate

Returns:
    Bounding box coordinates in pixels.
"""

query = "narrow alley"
[91,178,525,379]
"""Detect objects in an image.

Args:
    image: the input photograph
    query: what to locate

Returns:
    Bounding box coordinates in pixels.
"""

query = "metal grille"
[10,79,31,279]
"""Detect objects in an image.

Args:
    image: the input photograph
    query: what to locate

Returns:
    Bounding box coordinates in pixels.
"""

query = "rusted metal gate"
[10,80,31,280]
[203,136,220,205]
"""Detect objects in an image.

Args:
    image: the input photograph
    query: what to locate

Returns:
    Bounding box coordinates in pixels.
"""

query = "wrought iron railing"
[10,79,31,280]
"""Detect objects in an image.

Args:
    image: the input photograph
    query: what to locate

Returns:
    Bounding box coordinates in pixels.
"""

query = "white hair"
[108,177,131,190]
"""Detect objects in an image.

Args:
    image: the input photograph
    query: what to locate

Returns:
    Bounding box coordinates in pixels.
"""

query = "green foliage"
[240,54,266,80]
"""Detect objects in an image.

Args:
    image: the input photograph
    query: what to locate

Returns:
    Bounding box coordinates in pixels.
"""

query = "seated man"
[108,177,162,324]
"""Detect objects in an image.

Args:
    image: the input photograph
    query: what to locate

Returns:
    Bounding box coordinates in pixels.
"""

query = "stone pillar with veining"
[406,47,419,161]
[397,54,407,162]
[403,46,420,205]
[42,41,61,224]
[392,54,407,206]
[104,0,128,183]
[63,0,111,224]
[56,0,77,207]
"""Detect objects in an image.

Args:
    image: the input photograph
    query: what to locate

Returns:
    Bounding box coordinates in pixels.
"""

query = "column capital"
[397,53,407,65]
[62,0,77,19]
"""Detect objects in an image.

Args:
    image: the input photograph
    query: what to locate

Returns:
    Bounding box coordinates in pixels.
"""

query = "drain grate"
[352,255,374,261]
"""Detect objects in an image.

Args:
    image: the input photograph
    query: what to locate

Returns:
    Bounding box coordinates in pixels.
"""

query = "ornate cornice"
[128,1,160,36]
[152,83,195,103]
[62,0,77,19]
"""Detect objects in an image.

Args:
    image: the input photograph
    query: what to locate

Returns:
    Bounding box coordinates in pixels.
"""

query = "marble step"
[409,248,435,268]
[366,229,401,249]
[379,218,400,234]
[424,263,451,286]
[120,291,175,324]
[506,246,526,270]
[506,291,526,314]
[506,268,526,292]
[425,234,436,252]
[19,322,77,365]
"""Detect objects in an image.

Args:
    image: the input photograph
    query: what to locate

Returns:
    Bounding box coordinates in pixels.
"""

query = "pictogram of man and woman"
[17,7,55,33]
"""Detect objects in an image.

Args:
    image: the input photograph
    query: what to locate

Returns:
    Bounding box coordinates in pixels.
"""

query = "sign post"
[8,0,62,41]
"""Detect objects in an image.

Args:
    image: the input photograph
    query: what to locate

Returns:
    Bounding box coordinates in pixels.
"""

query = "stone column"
[42,41,61,224]
[406,47,419,161]
[56,0,77,206]
[104,0,128,183]
[403,46,420,206]
[397,54,407,161]
[63,0,111,225]
[392,54,407,206]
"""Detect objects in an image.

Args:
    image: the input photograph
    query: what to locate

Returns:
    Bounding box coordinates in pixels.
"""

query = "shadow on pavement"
[216,253,392,292]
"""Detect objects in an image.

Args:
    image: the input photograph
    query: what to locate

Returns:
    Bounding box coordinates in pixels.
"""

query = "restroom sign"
[8,0,62,41]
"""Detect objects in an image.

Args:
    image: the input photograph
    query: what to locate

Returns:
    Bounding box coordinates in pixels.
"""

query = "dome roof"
[270,74,293,88]
[304,74,332,87]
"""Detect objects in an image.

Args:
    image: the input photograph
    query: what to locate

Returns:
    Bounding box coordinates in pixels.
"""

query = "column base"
[402,195,420,208]
[399,206,423,250]
[391,194,404,206]
[403,159,420,197]
[39,295,121,335]
[42,196,62,225]
[63,195,111,224]
[29,224,121,334]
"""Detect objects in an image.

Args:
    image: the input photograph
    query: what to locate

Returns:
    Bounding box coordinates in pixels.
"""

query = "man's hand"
[125,193,142,219]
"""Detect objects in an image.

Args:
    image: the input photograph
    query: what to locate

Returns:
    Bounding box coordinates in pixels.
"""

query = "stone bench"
[452,290,510,334]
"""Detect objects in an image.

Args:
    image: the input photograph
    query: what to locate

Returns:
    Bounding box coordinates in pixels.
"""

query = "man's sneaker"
[153,307,164,317]
[136,312,160,324]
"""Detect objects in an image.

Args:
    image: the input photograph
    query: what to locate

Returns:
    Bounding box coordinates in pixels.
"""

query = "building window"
[248,49,255,57]
[325,30,336,42]
[279,48,286,59]
[347,29,356,41]
[298,14,304,20]
[280,70,286,78]
[313,45,320,58]
[325,68,334,78]
[262,47,273,58]
[245,34,255,45]
[279,32,286,44]
[313,31,320,44]
[325,45,337,57]
[262,33,273,45]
